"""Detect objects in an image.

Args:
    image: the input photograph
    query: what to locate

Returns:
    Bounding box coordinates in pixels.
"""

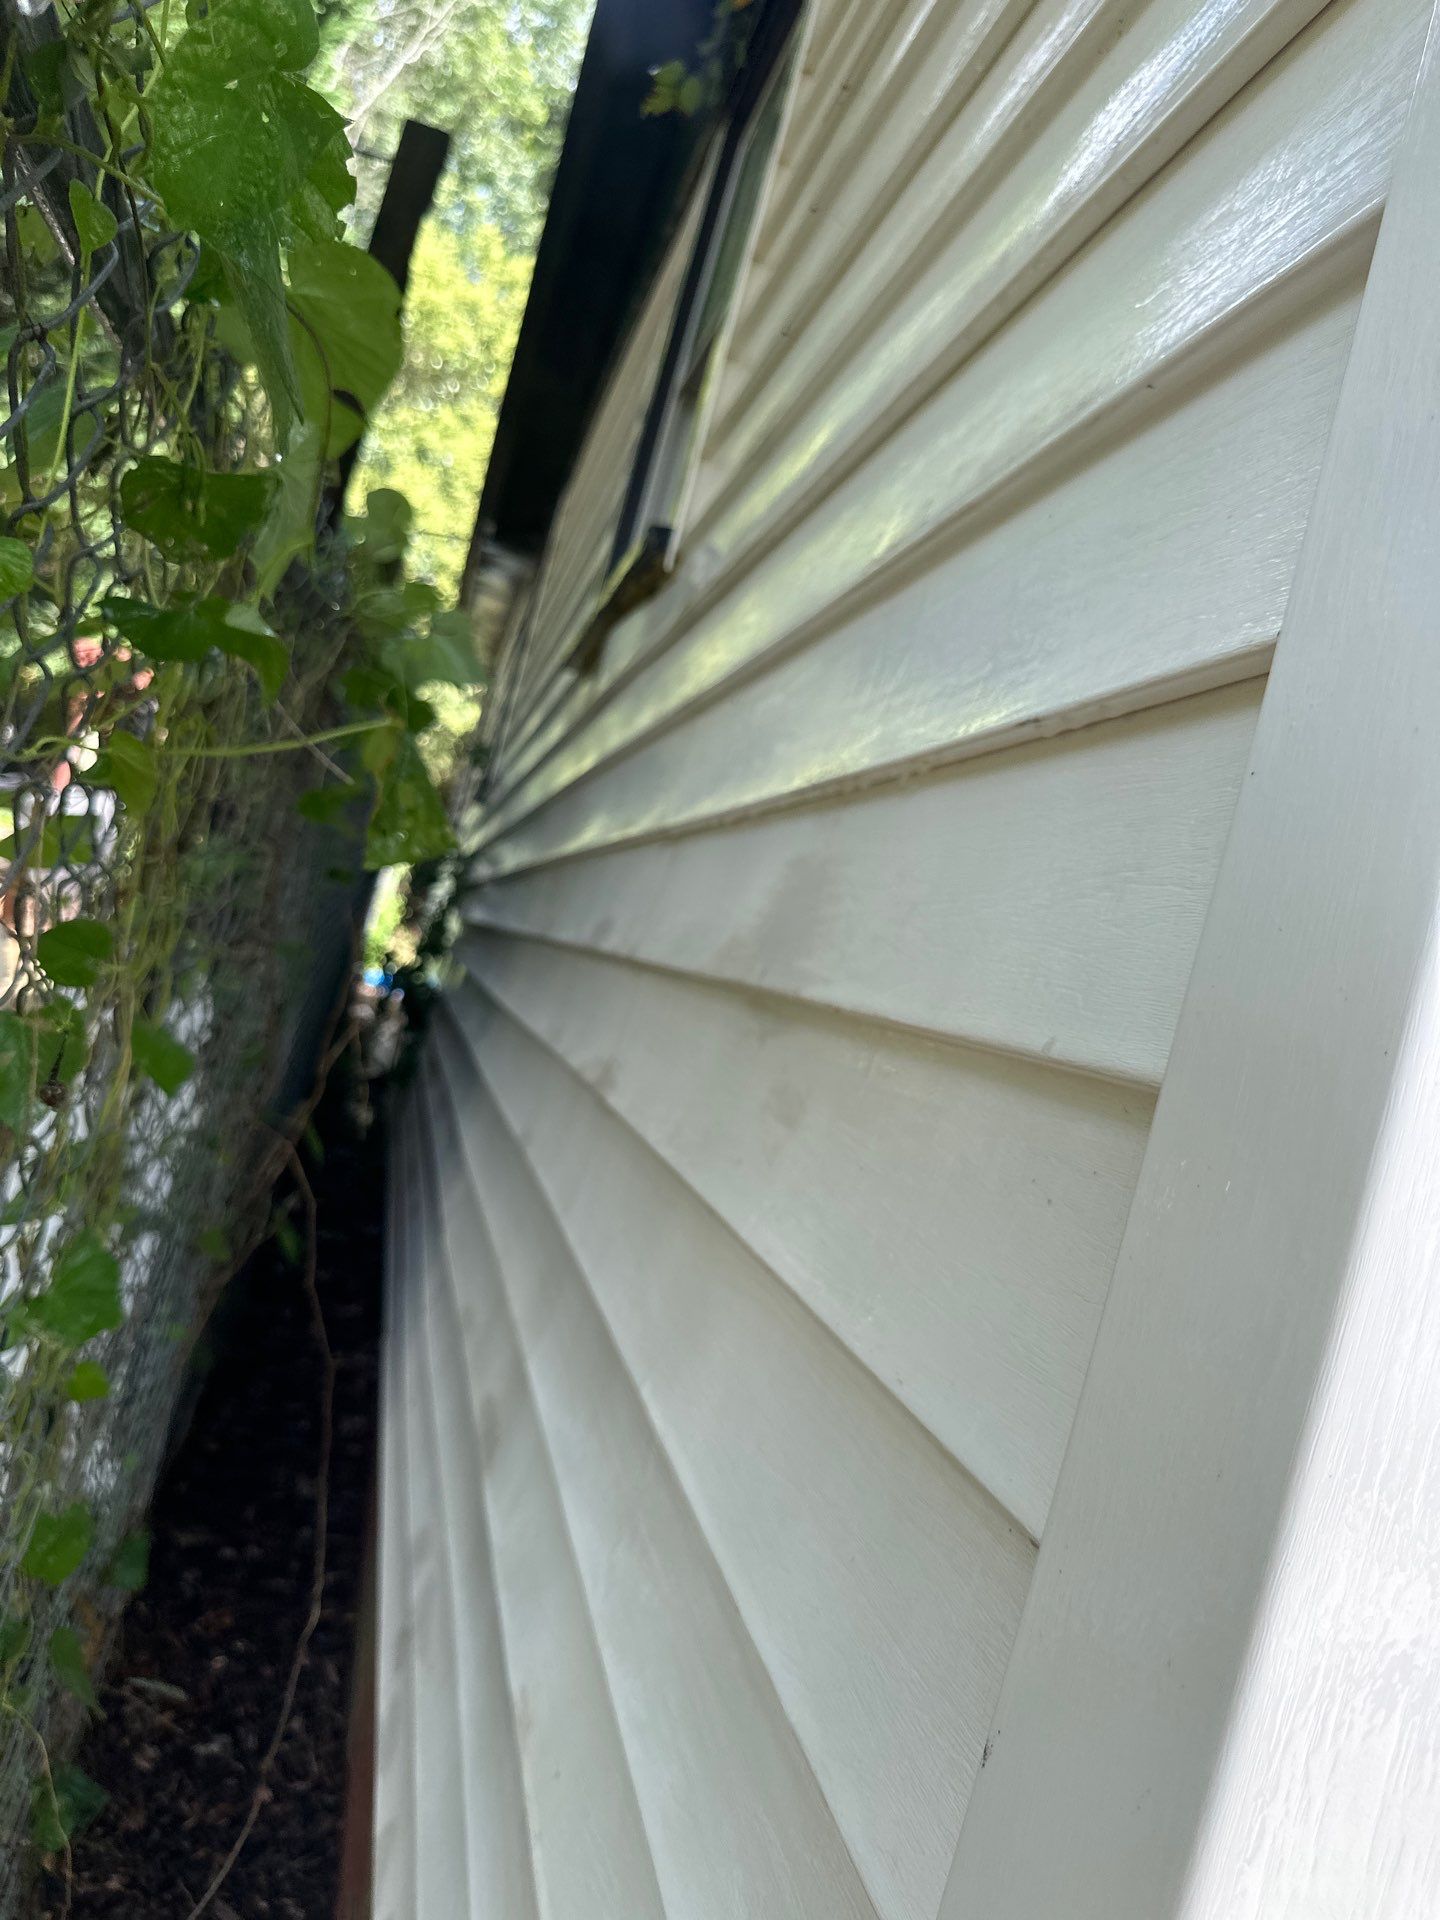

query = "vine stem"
[182,1145,334,1920]
[185,718,393,760]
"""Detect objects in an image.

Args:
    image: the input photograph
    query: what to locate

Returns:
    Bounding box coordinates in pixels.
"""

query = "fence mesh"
[0,17,373,1907]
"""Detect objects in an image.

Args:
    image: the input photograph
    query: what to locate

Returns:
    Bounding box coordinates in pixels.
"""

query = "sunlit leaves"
[147,0,347,435]
[30,1230,123,1345]
[289,241,403,457]
[22,1503,94,1585]
[36,918,113,989]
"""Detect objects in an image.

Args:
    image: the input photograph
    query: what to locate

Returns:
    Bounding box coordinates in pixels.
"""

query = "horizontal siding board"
[409,1141,544,1920]
[483,0,1419,840]
[443,1000,1035,1920]
[372,1138,420,1920]
[698,0,1337,537]
[391,1122,478,1919]
[476,281,1354,878]
[414,1109,665,1920]
[424,1047,882,1920]
[471,683,1262,1086]
[458,934,1151,1538]
[733,0,1030,374]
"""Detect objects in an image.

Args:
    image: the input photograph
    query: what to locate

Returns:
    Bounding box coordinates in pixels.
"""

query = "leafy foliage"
[1,0,488,1862]
[21,1507,94,1588]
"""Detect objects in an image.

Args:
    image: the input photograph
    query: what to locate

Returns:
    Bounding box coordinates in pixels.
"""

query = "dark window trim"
[609,0,805,569]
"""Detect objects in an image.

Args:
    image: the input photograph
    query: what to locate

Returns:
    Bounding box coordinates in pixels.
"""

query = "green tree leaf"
[212,606,290,701]
[22,1503,94,1585]
[0,536,35,598]
[90,731,157,815]
[252,420,323,594]
[104,1529,150,1594]
[31,1763,107,1851]
[67,179,117,257]
[296,780,360,826]
[36,917,113,989]
[131,1020,196,1096]
[119,457,278,561]
[63,1361,111,1402]
[289,241,403,458]
[366,731,455,870]
[48,1626,99,1710]
[0,1011,37,1128]
[147,2,337,438]
[0,1613,31,1667]
[28,1001,88,1087]
[31,1230,123,1345]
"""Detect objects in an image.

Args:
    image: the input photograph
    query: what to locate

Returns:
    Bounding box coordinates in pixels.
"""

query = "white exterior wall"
[378,0,1440,1914]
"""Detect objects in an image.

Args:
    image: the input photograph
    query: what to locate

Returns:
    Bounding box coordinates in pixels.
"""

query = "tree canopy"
[319,0,595,592]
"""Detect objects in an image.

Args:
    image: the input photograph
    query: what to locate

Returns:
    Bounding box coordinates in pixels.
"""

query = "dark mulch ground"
[41,1074,386,1919]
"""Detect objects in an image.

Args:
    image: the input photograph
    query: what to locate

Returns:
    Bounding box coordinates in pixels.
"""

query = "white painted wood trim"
[938,9,1440,1916]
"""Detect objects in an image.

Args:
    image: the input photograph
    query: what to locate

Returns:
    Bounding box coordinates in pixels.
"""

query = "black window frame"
[608,0,804,576]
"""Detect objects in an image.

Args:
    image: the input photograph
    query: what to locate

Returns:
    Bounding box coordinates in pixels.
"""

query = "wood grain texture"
[458,931,1151,1538]
[472,683,1262,1086]
[438,1000,1034,1920]
[422,1044,884,1920]
[939,8,1440,1915]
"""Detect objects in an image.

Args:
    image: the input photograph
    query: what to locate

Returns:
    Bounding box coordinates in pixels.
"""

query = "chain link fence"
[0,16,376,1906]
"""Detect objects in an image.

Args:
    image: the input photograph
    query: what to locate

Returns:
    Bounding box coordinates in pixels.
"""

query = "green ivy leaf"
[22,1503,94,1585]
[296,780,360,827]
[119,457,278,561]
[365,732,455,870]
[29,1001,88,1086]
[131,1020,196,1096]
[349,487,411,565]
[213,606,289,702]
[63,1360,111,1402]
[0,1010,37,1128]
[0,535,35,598]
[48,1626,99,1710]
[66,179,117,257]
[104,1529,150,1594]
[90,731,157,815]
[31,1230,123,1345]
[36,917,113,989]
[0,1613,31,1666]
[104,594,231,665]
[386,607,476,690]
[288,241,402,459]
[31,1763,107,1852]
[251,420,323,595]
[147,2,336,439]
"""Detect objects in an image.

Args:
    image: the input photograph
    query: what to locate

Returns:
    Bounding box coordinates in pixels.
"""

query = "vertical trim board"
[939,9,1440,1915]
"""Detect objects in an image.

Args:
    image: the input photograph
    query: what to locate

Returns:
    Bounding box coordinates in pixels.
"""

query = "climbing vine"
[0,0,469,1886]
